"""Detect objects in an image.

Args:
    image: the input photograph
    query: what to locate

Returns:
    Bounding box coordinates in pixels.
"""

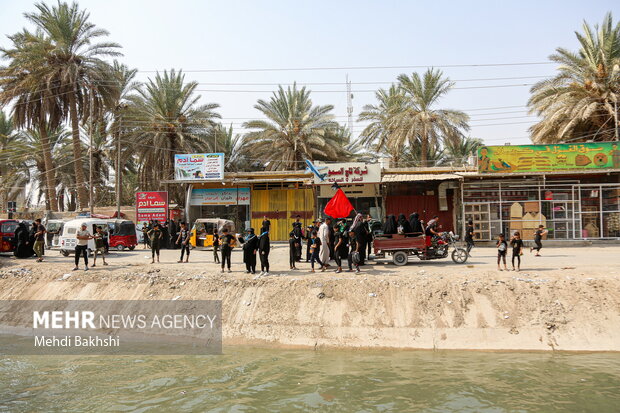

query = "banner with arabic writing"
[314,162,381,184]
[174,153,225,180]
[136,191,168,225]
[477,142,620,173]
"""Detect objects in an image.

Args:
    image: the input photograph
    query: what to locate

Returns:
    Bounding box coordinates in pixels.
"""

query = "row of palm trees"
[0,2,618,211]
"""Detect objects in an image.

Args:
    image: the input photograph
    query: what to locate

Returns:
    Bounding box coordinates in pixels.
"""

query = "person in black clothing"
[289,232,298,270]
[169,220,178,250]
[382,215,397,235]
[397,213,412,234]
[220,227,234,273]
[13,222,32,258]
[365,215,373,258]
[261,216,271,234]
[292,216,303,261]
[305,224,315,262]
[497,233,508,271]
[309,231,325,272]
[347,230,360,273]
[327,222,335,260]
[176,222,191,263]
[160,221,170,249]
[530,225,548,256]
[409,212,423,234]
[510,231,524,271]
[352,214,368,265]
[258,230,270,275]
[28,222,37,257]
[333,225,348,273]
[241,228,259,274]
[465,219,475,255]
[212,229,220,264]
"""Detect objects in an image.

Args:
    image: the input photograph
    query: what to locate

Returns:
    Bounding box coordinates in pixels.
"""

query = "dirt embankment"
[0,245,619,351]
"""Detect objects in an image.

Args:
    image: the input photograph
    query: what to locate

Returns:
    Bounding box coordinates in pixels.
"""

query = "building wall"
[250,186,314,241]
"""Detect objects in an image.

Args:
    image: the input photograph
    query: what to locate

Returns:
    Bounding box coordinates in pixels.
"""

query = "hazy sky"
[1,0,617,146]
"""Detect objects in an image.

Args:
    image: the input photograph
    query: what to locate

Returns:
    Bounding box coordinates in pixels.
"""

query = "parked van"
[44,219,67,249]
[59,218,109,256]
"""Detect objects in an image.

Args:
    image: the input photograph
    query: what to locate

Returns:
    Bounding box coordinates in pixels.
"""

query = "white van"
[59,218,108,256]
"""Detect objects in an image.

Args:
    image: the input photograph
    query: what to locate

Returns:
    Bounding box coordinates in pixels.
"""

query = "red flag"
[324,188,354,218]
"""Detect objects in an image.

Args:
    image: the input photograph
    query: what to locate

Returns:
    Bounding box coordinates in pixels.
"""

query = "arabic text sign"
[314,162,381,184]
[174,153,225,181]
[190,188,250,206]
[478,142,620,173]
[136,191,168,223]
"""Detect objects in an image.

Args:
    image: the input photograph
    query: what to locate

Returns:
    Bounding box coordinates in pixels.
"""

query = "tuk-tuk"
[106,219,138,251]
[190,219,236,248]
[0,219,19,253]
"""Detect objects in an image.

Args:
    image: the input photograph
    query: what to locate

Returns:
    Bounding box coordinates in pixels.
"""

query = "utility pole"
[89,85,94,215]
[116,104,123,218]
[346,74,353,132]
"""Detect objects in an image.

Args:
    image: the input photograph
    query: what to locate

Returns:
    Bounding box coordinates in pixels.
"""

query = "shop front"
[314,163,382,219]
[382,173,462,233]
[463,142,620,240]
[187,185,250,232]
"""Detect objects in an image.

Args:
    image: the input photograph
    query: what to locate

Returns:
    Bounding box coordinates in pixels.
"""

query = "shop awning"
[382,173,463,183]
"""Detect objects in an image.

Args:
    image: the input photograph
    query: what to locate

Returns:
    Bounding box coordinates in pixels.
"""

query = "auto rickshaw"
[190,218,237,248]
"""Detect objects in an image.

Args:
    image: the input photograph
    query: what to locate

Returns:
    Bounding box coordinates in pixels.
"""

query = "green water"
[1,347,619,412]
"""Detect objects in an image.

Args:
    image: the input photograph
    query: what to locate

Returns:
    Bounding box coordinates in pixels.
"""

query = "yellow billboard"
[478,142,620,173]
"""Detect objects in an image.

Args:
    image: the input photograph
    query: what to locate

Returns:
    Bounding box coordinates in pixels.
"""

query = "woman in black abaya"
[14,222,33,258]
[409,212,424,234]
[382,215,398,235]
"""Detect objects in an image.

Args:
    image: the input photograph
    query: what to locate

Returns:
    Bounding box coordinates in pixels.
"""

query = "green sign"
[477,141,620,173]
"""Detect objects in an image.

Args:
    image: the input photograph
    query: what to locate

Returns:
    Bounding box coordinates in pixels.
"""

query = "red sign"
[136,191,168,224]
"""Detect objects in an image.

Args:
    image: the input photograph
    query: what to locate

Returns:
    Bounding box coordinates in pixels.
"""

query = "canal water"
[1,346,619,412]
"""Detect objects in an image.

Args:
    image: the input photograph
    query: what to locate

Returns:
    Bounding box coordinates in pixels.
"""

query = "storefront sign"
[174,153,225,180]
[314,162,381,184]
[190,188,250,206]
[478,142,620,173]
[136,191,168,224]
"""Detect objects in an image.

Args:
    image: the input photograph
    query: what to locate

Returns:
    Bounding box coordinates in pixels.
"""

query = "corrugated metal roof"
[382,173,463,182]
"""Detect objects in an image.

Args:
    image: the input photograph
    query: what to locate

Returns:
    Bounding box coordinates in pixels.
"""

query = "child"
[258,230,270,275]
[347,230,360,273]
[212,229,220,264]
[91,226,108,267]
[288,231,298,270]
[147,223,163,264]
[530,225,548,256]
[510,231,524,271]
[310,231,325,272]
[176,222,190,263]
[220,227,234,273]
[333,224,347,274]
[497,233,508,271]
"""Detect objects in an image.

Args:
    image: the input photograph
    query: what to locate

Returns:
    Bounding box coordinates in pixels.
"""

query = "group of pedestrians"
[13,218,54,262]
[496,225,548,271]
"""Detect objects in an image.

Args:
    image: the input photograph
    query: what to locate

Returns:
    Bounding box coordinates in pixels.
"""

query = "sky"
[0,0,617,147]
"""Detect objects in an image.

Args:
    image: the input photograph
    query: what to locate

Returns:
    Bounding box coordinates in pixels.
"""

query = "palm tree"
[107,61,138,209]
[211,124,245,171]
[0,111,30,210]
[0,29,62,211]
[401,139,446,167]
[241,83,345,170]
[24,1,122,209]
[528,13,620,143]
[358,85,408,164]
[444,136,484,165]
[13,127,72,209]
[389,69,470,167]
[129,69,220,203]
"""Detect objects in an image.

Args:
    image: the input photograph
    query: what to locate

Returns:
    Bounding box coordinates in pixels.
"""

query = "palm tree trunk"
[38,117,59,212]
[68,92,89,209]
[421,126,428,167]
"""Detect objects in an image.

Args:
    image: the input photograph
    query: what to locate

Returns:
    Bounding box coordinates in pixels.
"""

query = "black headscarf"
[409,212,423,233]
[398,214,412,233]
[382,215,397,235]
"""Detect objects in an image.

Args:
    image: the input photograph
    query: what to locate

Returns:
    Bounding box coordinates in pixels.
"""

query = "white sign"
[314,162,381,185]
[190,188,250,206]
[174,153,224,181]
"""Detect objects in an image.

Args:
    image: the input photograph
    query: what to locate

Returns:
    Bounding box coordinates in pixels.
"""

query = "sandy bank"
[1,245,619,351]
